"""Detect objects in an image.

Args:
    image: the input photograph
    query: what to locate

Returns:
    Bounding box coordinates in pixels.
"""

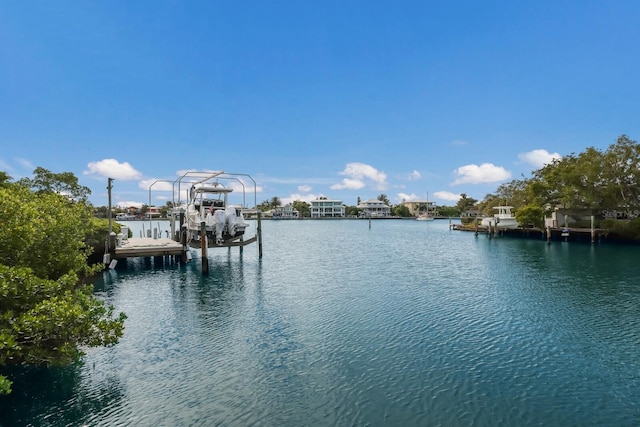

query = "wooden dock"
[113,237,185,259]
[451,224,609,243]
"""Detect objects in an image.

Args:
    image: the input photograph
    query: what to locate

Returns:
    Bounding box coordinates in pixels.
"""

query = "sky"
[1,1,640,208]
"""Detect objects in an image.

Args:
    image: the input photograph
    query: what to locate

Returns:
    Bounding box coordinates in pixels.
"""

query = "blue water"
[2,219,640,426]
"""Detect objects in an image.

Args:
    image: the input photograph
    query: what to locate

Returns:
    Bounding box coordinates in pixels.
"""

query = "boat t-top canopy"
[193,185,233,194]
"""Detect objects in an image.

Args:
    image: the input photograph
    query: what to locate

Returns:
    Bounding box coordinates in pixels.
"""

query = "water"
[2,219,640,426]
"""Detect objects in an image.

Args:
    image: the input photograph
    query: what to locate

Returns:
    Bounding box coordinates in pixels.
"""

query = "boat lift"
[147,171,263,272]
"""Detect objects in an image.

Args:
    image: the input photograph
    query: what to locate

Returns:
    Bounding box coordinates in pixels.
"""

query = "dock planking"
[113,237,185,259]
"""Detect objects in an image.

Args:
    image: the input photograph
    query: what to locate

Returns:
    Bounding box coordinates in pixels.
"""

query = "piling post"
[591,215,595,243]
[107,178,113,235]
[474,217,478,236]
[109,231,117,258]
[200,221,208,274]
[488,221,492,239]
[546,226,551,244]
[180,226,188,263]
[257,211,263,258]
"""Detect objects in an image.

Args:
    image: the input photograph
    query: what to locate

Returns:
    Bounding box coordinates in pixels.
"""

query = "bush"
[601,218,640,240]
[0,185,126,394]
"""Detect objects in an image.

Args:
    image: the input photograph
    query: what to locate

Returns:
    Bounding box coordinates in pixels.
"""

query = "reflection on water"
[2,220,640,426]
[1,363,125,426]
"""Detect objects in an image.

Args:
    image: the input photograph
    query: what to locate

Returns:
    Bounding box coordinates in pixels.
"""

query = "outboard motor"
[225,206,248,237]
[212,209,226,244]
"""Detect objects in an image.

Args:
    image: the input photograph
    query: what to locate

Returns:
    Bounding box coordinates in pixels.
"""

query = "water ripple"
[3,220,640,426]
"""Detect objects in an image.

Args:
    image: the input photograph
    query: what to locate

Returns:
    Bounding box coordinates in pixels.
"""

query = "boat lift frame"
[147,171,262,268]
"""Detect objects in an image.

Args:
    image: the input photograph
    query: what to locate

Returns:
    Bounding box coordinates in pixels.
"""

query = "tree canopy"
[0,171,126,395]
[292,200,310,217]
[476,135,640,225]
[17,166,92,202]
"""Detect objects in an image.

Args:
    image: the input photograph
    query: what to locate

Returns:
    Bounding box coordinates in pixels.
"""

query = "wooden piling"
[257,211,263,258]
[200,221,208,274]
[591,215,595,243]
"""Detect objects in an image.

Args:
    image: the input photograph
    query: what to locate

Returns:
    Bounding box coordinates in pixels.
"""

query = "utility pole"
[107,178,114,234]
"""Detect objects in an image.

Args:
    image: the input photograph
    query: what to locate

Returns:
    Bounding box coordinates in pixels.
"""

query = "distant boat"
[416,213,434,221]
[416,192,435,221]
[480,206,519,229]
[115,213,137,221]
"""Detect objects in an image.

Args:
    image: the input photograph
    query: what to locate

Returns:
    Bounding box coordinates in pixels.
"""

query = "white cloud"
[433,191,461,201]
[408,170,421,181]
[451,140,468,146]
[139,179,173,191]
[15,157,35,171]
[330,178,366,190]
[175,168,223,178]
[298,185,312,192]
[84,159,142,180]
[0,158,12,172]
[397,192,419,202]
[281,193,322,205]
[451,163,511,185]
[332,162,387,190]
[518,149,562,168]
[227,179,264,194]
[115,200,144,209]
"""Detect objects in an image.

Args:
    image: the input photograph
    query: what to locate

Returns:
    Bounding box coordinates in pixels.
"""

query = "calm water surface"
[2,219,640,426]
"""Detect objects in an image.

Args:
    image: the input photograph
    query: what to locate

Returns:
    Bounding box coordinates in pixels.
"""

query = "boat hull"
[480,217,519,229]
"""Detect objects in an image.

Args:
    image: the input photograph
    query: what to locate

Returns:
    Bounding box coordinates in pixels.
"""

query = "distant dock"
[452,224,609,243]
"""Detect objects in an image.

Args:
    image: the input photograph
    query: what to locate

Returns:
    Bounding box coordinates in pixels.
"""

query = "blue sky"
[2,1,639,208]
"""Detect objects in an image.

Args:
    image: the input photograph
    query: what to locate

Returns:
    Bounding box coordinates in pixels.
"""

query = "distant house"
[145,206,162,218]
[310,196,345,218]
[358,199,392,218]
[272,204,299,219]
[403,200,437,217]
[461,209,481,219]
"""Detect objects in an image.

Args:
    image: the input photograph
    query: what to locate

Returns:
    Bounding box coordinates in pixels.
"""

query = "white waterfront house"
[310,196,345,218]
[272,204,299,219]
[358,199,392,218]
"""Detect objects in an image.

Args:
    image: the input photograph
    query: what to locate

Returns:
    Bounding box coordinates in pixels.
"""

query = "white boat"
[416,192,435,221]
[115,213,137,221]
[416,213,434,221]
[180,183,249,247]
[480,206,519,229]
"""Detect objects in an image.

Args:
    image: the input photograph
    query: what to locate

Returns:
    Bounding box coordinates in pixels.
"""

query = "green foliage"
[270,196,282,208]
[17,166,91,202]
[392,204,411,217]
[0,172,126,394]
[292,200,310,217]
[377,194,391,205]
[0,186,97,280]
[0,374,11,395]
[0,265,126,365]
[600,218,640,240]
[526,135,640,214]
[455,193,477,213]
[0,171,12,187]
[476,136,640,239]
[438,206,459,217]
[514,205,545,228]
[345,205,360,217]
